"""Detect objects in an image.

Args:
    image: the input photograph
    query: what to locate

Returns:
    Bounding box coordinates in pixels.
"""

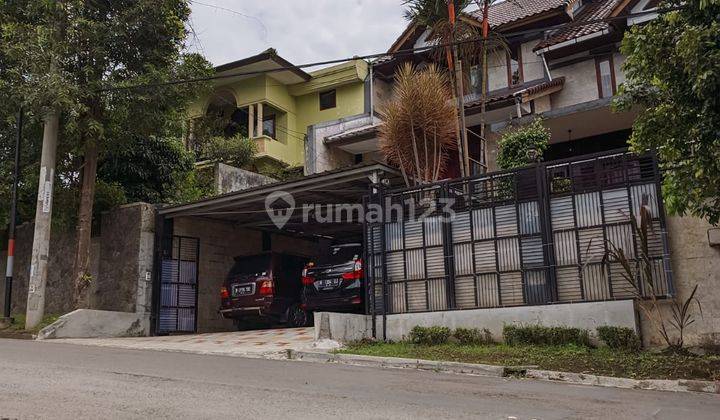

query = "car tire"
[287,304,311,328]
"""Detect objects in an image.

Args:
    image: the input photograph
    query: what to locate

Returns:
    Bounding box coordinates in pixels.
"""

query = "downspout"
[368,60,375,125]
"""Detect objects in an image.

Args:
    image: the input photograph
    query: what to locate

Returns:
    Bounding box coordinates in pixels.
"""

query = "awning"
[158,162,402,236]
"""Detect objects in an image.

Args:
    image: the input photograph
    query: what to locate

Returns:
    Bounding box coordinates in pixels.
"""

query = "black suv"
[301,243,364,313]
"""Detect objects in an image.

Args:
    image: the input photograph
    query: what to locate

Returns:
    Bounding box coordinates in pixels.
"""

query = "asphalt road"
[0,339,718,420]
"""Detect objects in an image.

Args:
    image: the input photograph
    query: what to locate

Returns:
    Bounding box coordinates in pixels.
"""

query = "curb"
[524,369,720,394]
[288,350,720,395]
[289,350,506,377]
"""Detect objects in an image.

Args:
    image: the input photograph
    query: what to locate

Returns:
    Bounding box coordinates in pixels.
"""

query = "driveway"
[45,327,316,358]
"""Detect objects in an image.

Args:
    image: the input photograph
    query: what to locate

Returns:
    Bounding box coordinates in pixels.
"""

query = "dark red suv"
[219,252,311,328]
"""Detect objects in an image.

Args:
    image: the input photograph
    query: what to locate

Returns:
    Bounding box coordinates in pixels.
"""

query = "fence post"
[537,163,558,302]
[441,182,457,309]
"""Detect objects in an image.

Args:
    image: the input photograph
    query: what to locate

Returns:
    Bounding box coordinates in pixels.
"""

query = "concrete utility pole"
[25,109,60,329]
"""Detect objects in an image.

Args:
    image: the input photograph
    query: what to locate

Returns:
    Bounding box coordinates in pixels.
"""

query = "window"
[507,46,523,87]
[469,65,485,93]
[595,56,616,98]
[262,115,276,139]
[319,89,336,110]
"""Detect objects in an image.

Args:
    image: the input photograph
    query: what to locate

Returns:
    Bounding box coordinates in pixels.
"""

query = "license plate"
[232,283,255,296]
[316,278,340,289]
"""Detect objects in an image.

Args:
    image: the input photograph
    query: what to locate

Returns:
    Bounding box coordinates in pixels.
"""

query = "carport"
[150,162,400,335]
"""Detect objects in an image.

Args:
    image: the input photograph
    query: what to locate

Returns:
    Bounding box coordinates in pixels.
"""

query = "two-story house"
[186,48,370,182]
[307,0,659,176]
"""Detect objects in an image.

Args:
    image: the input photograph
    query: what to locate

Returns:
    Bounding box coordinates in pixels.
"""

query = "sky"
[187,0,411,68]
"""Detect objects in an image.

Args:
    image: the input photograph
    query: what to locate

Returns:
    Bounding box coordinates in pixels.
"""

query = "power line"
[99,6,678,93]
[190,0,268,41]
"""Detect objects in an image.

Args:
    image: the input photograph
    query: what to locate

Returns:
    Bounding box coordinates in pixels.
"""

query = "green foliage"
[201,135,257,168]
[597,326,641,352]
[408,326,451,345]
[615,0,720,224]
[497,119,550,170]
[453,327,494,345]
[503,325,592,347]
[0,1,214,229]
[257,164,304,182]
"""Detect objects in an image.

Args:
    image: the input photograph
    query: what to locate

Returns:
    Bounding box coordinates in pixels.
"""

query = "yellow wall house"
[188,49,368,171]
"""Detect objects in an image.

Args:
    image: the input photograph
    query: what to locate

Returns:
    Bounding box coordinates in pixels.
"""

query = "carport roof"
[158,162,401,234]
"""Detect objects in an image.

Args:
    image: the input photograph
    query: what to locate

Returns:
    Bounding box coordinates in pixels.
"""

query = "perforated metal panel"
[158,236,199,333]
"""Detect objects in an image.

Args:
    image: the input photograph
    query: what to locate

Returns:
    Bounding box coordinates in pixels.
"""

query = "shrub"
[497,118,550,170]
[453,327,494,345]
[408,326,451,345]
[503,325,592,347]
[597,326,641,352]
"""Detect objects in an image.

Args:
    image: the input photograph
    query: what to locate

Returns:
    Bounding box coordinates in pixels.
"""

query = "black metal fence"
[364,150,673,318]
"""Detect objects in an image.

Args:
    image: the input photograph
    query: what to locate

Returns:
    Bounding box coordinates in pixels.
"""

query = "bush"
[597,326,641,352]
[497,118,550,170]
[408,326,451,345]
[453,327,494,345]
[503,325,592,347]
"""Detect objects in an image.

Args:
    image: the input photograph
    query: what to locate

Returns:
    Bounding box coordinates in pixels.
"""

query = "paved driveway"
[45,327,316,358]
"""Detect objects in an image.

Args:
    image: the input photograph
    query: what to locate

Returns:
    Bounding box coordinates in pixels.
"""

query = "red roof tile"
[470,0,571,28]
[534,0,622,50]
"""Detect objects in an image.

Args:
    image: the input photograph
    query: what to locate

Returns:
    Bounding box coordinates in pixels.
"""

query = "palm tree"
[379,63,457,187]
[403,0,477,177]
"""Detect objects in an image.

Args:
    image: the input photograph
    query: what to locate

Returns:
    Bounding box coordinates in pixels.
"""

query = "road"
[0,339,718,419]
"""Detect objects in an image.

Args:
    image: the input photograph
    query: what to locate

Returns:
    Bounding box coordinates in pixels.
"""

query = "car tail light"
[259,279,274,296]
[220,286,230,300]
[341,259,363,280]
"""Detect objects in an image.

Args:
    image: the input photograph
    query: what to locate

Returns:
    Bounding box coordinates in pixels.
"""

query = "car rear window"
[228,254,271,278]
[320,244,362,265]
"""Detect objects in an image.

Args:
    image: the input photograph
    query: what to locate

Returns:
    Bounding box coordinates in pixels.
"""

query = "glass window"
[597,58,615,98]
[319,89,336,110]
[262,115,275,138]
[470,65,483,93]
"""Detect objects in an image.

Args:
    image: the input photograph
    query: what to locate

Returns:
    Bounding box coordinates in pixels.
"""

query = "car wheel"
[287,304,310,328]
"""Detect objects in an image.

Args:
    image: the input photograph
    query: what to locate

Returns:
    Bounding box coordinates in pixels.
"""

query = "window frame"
[319,89,337,111]
[595,55,617,98]
[506,45,524,87]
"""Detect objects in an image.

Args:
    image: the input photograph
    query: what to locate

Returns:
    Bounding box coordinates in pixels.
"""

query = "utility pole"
[3,107,22,322]
[448,0,469,178]
[25,109,60,329]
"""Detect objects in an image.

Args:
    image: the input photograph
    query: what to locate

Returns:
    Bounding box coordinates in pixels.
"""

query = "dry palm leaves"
[379,63,457,186]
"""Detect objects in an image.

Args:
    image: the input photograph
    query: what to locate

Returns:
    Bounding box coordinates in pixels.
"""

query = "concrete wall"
[172,216,322,332]
[214,163,276,194]
[0,203,155,318]
[640,216,720,348]
[305,113,368,175]
[549,58,601,109]
[316,300,637,343]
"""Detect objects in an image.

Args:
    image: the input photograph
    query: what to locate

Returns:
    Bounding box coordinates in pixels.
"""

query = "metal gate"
[158,235,199,333]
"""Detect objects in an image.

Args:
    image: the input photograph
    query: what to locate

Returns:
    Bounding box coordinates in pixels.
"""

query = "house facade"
[307,0,659,176]
[187,49,369,172]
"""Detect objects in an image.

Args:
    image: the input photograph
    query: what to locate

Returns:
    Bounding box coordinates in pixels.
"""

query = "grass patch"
[1,313,61,336]
[338,341,720,381]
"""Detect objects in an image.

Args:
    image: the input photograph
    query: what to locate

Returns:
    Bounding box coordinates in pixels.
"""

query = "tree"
[379,63,457,186]
[615,0,720,225]
[496,119,550,170]
[1,1,213,308]
[403,0,477,176]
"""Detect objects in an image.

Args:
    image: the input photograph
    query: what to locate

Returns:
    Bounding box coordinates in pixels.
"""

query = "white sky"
[187,0,410,68]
